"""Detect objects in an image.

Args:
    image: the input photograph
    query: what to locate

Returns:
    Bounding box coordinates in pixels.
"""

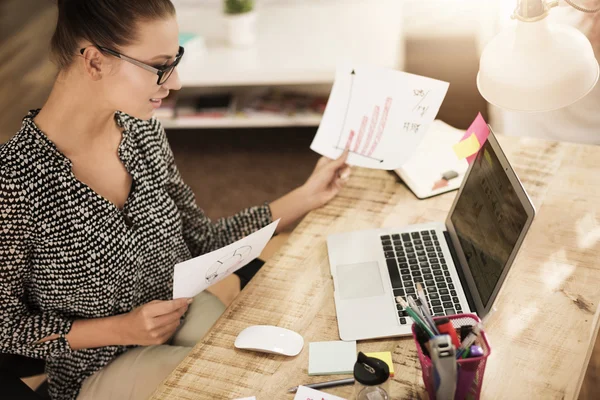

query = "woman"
[0,1,350,399]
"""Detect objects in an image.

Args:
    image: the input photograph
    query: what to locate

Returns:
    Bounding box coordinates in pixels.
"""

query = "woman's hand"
[301,149,351,210]
[115,298,191,346]
[269,150,351,233]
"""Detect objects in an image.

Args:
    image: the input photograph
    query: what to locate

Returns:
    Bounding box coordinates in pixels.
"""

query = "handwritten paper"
[458,112,490,164]
[310,64,449,170]
[396,119,468,199]
[173,220,279,298]
[452,133,480,161]
[294,385,347,400]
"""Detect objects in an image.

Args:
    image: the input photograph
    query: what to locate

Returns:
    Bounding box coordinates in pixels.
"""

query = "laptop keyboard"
[380,230,462,325]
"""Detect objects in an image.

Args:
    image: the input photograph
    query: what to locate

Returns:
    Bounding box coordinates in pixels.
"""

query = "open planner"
[394,120,468,199]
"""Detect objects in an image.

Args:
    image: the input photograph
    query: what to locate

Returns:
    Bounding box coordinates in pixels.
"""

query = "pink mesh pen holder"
[411,313,491,400]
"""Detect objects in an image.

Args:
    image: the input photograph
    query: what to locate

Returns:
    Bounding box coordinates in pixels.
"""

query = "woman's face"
[101,17,182,120]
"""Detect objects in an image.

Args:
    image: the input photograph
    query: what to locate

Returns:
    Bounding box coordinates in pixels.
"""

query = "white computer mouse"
[234,325,304,356]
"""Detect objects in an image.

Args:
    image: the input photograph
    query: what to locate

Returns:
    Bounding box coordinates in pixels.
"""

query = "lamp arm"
[563,0,600,13]
[514,0,599,21]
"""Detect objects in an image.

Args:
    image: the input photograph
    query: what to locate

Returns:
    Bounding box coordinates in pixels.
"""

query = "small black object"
[414,323,431,358]
[460,325,474,342]
[354,352,390,386]
[442,170,459,180]
[234,258,265,289]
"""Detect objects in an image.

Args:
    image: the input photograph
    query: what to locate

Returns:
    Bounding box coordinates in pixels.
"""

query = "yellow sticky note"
[365,351,395,377]
[453,133,480,161]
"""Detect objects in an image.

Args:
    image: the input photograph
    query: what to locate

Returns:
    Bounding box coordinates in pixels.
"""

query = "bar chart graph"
[310,64,450,170]
[336,97,393,162]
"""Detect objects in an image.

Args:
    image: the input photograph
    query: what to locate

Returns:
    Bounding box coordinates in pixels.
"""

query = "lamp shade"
[477,17,599,112]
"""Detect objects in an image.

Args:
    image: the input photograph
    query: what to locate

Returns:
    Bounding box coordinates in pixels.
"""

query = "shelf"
[175,1,404,88]
[159,113,322,129]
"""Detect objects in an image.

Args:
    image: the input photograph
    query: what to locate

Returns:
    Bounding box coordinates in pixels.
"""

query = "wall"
[0,0,500,142]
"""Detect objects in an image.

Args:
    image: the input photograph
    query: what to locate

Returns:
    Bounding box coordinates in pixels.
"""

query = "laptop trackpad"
[337,262,384,300]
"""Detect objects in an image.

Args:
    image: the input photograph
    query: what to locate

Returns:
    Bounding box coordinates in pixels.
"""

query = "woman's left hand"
[301,149,351,210]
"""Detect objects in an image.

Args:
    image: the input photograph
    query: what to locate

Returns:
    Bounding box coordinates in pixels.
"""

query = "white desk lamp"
[477,0,600,112]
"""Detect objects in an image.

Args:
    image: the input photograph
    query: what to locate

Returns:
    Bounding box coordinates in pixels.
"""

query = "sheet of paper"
[460,112,490,164]
[308,340,356,375]
[172,220,279,299]
[310,64,449,170]
[453,133,480,161]
[294,385,347,400]
[233,397,256,400]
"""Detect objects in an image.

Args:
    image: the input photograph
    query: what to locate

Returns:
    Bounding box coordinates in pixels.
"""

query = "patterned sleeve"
[0,167,74,358]
[157,123,273,257]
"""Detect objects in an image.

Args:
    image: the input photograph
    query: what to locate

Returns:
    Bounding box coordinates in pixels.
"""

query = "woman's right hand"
[115,298,192,346]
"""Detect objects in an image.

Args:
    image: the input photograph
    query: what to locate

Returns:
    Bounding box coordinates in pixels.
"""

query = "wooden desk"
[152,135,600,399]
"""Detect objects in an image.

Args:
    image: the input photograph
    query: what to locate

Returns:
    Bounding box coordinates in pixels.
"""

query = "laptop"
[327,128,535,341]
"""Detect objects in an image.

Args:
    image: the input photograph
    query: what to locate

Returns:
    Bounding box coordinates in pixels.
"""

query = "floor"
[2,0,599,397]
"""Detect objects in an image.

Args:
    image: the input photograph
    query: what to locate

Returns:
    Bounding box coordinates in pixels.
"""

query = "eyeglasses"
[79,45,185,85]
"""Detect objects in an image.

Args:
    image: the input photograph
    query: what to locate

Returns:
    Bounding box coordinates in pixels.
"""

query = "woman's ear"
[80,47,110,81]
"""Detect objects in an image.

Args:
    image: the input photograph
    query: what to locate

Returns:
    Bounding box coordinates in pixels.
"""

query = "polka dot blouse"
[0,110,272,400]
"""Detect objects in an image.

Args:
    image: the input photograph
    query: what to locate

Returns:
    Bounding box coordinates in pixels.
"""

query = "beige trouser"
[77,291,226,400]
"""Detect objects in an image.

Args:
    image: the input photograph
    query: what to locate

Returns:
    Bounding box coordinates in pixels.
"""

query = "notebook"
[394,120,468,199]
[308,341,357,376]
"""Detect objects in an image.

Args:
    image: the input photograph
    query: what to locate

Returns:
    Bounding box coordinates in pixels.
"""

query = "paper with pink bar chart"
[310,64,449,170]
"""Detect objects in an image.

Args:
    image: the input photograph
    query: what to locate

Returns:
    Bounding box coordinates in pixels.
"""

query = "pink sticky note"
[459,112,490,164]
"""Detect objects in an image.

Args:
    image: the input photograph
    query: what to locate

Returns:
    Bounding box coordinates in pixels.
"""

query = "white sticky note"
[310,64,449,170]
[173,220,279,298]
[294,385,347,400]
[308,341,357,376]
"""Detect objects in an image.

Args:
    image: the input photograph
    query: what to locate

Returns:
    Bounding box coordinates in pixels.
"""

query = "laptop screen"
[449,140,528,307]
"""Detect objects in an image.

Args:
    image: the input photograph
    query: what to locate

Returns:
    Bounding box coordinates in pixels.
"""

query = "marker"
[468,345,483,358]
[435,318,460,348]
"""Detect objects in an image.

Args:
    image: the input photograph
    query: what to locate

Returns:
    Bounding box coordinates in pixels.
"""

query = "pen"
[287,377,355,393]
[408,296,437,335]
[408,296,438,336]
[407,296,426,321]
[414,284,439,335]
[396,296,435,337]
[416,283,429,311]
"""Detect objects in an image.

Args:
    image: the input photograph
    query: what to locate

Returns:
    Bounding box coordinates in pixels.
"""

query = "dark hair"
[51,0,176,70]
